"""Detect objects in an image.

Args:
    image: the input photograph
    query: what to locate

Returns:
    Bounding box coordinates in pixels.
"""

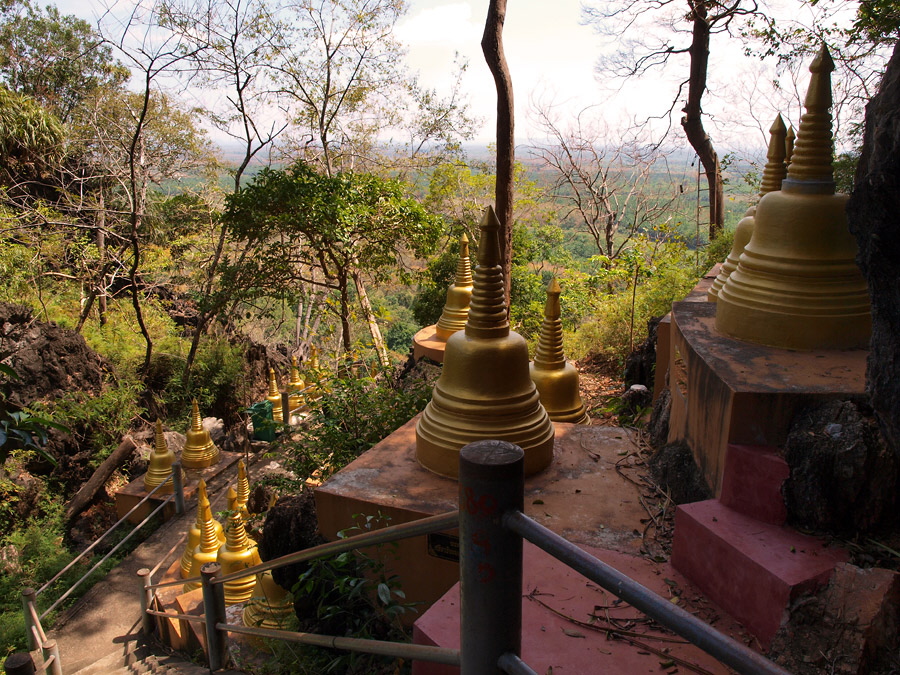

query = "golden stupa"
[288,356,306,414]
[144,419,177,493]
[530,278,590,424]
[435,233,475,340]
[716,45,871,350]
[183,496,222,592]
[785,125,796,167]
[181,399,220,469]
[217,487,261,605]
[242,570,294,633]
[266,368,283,424]
[415,206,555,479]
[235,459,251,521]
[708,115,788,301]
[179,479,225,578]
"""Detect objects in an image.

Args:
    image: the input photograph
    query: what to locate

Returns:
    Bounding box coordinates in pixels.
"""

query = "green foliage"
[410,245,461,327]
[287,513,413,674]
[0,360,65,466]
[285,365,433,484]
[570,228,698,367]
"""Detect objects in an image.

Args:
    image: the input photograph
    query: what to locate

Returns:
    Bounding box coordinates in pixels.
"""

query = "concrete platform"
[666,300,866,494]
[412,325,448,363]
[413,541,747,675]
[672,499,847,648]
[115,451,242,524]
[315,419,649,614]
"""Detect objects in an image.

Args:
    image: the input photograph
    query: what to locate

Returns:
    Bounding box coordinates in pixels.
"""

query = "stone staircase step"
[672,499,847,647]
[719,444,789,525]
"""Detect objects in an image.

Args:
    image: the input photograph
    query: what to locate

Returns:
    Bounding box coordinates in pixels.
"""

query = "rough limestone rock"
[258,490,323,592]
[768,563,900,674]
[648,440,711,504]
[623,316,661,390]
[620,383,652,418]
[647,387,671,450]
[783,400,897,533]
[847,41,900,457]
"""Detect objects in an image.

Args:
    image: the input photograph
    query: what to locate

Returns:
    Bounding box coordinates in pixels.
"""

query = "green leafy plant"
[0,360,66,466]
[289,512,414,674]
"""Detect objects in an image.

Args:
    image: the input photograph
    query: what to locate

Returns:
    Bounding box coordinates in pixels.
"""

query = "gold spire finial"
[760,114,788,196]
[181,399,220,469]
[530,278,589,424]
[218,485,260,604]
[144,419,176,493]
[183,492,225,590]
[236,460,251,519]
[180,478,224,577]
[435,232,475,340]
[266,368,283,423]
[784,44,836,190]
[785,125,796,167]
[465,207,509,339]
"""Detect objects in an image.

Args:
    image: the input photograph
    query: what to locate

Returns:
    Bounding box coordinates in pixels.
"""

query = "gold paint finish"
[181,399,220,469]
[242,570,294,633]
[183,496,223,592]
[217,487,261,605]
[415,206,555,479]
[708,115,787,301]
[266,368,283,424]
[716,46,871,350]
[288,356,307,413]
[180,479,224,578]
[435,234,474,340]
[236,460,251,520]
[530,278,589,424]
[144,419,176,493]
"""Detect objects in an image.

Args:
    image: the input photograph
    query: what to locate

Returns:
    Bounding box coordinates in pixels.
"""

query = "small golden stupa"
[217,487,261,605]
[235,460,251,520]
[242,570,294,633]
[708,115,788,301]
[435,233,474,340]
[144,419,177,493]
[288,356,306,413]
[530,278,590,424]
[716,45,871,350]
[180,479,225,578]
[266,368,283,424]
[181,399,220,469]
[183,497,222,592]
[785,125,796,167]
[415,206,555,479]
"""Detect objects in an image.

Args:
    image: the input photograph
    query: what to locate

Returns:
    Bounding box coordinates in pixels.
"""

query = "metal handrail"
[138,441,790,675]
[36,473,176,597]
[40,494,174,620]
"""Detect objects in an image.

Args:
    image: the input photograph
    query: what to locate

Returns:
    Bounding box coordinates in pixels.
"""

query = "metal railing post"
[172,462,184,515]
[458,440,524,674]
[41,640,62,675]
[280,392,291,426]
[137,568,155,635]
[200,563,228,672]
[20,589,36,651]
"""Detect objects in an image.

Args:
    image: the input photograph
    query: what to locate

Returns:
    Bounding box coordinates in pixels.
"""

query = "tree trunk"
[681,0,724,239]
[338,269,352,353]
[64,436,136,527]
[97,190,107,326]
[351,267,390,368]
[481,0,515,306]
[847,39,900,454]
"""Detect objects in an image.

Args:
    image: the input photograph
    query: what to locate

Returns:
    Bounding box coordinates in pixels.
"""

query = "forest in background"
[0,0,895,660]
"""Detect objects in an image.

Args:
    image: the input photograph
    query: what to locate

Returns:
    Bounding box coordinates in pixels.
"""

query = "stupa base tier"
[715,295,871,351]
[315,417,651,619]
[412,325,448,363]
[666,301,866,495]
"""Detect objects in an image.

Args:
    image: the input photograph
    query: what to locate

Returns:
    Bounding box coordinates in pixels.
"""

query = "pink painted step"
[413,541,748,675]
[672,500,847,648]
[719,444,789,525]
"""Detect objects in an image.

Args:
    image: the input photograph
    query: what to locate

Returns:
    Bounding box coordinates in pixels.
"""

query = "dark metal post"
[281,392,291,426]
[137,568,154,635]
[172,462,184,515]
[459,440,524,674]
[201,562,228,672]
[20,589,36,651]
[3,652,35,675]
